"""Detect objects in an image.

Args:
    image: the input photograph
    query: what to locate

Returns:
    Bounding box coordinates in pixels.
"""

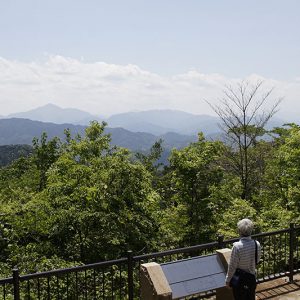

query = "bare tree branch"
[206,81,281,199]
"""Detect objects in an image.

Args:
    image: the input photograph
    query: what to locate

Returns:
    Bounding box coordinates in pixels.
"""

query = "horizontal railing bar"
[252,228,290,238]
[223,237,239,244]
[223,228,291,245]
[0,277,13,285]
[19,257,127,281]
[0,225,298,294]
[133,241,218,261]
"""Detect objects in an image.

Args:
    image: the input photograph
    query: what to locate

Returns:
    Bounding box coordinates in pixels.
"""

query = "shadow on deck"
[256,275,300,299]
[200,275,300,300]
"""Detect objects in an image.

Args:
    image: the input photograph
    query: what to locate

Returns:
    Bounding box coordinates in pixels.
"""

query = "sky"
[0,0,299,120]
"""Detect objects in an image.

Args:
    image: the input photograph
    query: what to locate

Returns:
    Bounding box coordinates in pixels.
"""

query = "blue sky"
[0,0,299,119]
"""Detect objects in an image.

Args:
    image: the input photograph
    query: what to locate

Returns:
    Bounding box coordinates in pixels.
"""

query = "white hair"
[237,218,254,237]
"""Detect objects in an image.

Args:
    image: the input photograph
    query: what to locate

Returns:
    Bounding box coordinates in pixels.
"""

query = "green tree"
[164,133,224,245]
[0,121,162,273]
[43,121,160,262]
[264,124,300,216]
[32,132,61,191]
[135,139,163,175]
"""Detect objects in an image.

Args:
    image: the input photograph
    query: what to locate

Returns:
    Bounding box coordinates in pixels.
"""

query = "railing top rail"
[0,225,297,285]
[252,228,290,238]
[19,257,127,281]
[223,228,291,245]
[223,237,239,244]
[0,277,13,285]
[134,241,218,261]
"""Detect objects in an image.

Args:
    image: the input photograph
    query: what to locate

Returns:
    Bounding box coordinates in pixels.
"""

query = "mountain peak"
[43,103,61,109]
[7,103,103,125]
[107,110,220,135]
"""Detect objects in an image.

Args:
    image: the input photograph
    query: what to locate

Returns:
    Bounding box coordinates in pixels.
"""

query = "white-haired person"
[225,218,261,300]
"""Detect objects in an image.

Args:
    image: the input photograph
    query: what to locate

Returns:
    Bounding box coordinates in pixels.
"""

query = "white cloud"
[0,55,298,121]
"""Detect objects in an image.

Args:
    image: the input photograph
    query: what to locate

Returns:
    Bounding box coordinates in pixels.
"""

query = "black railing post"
[217,235,224,249]
[127,250,134,300]
[12,267,20,300]
[289,223,295,283]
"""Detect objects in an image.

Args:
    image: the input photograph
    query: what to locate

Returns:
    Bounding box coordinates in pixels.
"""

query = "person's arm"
[225,245,239,286]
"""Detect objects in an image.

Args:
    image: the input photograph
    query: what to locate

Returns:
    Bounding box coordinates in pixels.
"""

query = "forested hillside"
[0,83,299,280]
[0,118,196,151]
[0,145,32,167]
[0,119,299,277]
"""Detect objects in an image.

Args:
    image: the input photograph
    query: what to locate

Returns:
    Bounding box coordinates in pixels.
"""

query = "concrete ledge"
[140,262,172,300]
[216,248,234,300]
[216,248,232,272]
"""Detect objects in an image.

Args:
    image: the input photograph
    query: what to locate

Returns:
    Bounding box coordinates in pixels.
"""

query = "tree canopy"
[0,94,298,277]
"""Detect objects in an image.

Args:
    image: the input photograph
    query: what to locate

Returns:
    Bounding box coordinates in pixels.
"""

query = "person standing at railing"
[225,218,261,300]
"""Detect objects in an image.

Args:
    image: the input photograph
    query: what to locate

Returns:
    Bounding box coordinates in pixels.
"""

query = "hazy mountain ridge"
[2,104,287,139]
[7,103,104,125]
[106,110,220,135]
[0,105,288,166]
[0,118,197,152]
[3,104,221,135]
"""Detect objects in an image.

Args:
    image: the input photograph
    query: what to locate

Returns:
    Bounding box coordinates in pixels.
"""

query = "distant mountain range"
[0,104,287,151]
[3,104,222,136]
[2,104,287,137]
[0,118,197,152]
[106,110,222,135]
[7,103,104,125]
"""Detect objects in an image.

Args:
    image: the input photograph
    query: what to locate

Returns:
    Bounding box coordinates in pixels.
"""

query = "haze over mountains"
[7,104,104,126]
[0,118,198,152]
[0,104,286,151]
[4,103,222,136]
[107,110,220,135]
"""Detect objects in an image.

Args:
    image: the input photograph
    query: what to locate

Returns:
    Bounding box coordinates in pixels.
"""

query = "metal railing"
[1,224,299,299]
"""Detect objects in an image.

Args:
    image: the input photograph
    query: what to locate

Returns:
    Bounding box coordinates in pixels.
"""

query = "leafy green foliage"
[262,124,300,220]
[32,132,61,191]
[0,121,161,274]
[160,133,225,245]
[0,144,32,167]
[0,120,299,278]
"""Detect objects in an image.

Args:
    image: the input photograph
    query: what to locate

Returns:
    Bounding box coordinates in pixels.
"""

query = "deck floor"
[256,275,300,299]
[198,275,300,300]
